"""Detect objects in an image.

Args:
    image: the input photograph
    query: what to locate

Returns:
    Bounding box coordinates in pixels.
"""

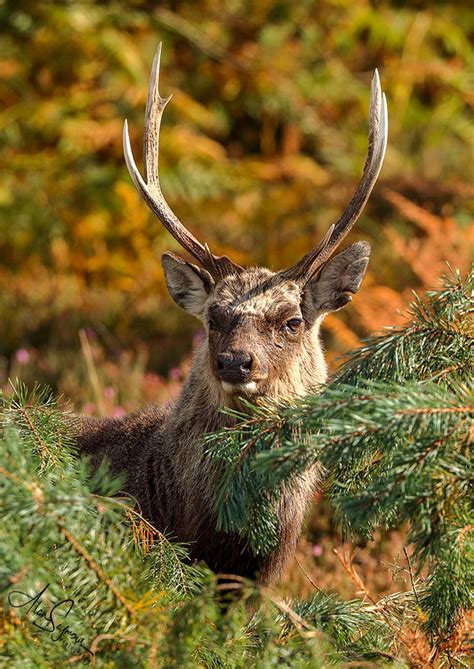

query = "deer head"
[123,44,388,401]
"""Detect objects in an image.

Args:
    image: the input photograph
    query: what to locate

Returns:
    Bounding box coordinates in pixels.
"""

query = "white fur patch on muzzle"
[221,381,258,395]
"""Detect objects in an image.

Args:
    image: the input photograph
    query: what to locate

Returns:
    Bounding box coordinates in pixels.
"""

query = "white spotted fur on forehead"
[210,267,302,315]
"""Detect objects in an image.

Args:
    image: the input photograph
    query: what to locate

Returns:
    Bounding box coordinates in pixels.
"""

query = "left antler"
[123,43,242,280]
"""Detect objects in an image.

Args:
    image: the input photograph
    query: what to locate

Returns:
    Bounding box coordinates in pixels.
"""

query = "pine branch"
[206,268,473,649]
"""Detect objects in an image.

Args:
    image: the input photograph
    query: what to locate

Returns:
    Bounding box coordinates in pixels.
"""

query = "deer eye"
[208,317,218,331]
[285,318,303,333]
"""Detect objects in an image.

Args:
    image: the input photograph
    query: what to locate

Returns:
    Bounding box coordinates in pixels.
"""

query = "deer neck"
[167,343,232,439]
[162,332,326,529]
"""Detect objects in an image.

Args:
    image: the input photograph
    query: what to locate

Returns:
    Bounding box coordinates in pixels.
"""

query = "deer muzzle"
[214,349,267,395]
[216,350,253,384]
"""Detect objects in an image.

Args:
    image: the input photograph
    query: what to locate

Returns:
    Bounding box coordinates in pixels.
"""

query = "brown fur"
[76,241,370,583]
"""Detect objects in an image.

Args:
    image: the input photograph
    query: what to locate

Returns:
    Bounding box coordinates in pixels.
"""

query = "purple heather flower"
[312,544,323,557]
[169,367,181,381]
[15,349,30,364]
[104,386,115,400]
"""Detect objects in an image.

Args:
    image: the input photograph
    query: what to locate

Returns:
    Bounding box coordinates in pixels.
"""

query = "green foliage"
[1,380,79,473]
[338,269,473,385]
[0,381,393,667]
[206,269,473,647]
[0,386,199,666]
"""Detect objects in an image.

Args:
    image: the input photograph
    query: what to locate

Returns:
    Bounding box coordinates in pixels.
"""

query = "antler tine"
[123,43,242,279]
[282,69,388,284]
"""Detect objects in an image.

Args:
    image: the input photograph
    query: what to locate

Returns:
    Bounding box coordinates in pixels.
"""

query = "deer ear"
[303,241,370,318]
[162,252,214,319]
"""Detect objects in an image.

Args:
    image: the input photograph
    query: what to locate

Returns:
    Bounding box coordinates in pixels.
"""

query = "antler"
[123,43,242,280]
[281,69,388,284]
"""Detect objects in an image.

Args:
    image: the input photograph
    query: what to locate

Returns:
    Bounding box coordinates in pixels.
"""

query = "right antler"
[123,43,242,280]
[280,69,388,285]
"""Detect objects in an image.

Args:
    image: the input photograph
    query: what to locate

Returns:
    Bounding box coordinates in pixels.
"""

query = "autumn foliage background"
[0,1,472,600]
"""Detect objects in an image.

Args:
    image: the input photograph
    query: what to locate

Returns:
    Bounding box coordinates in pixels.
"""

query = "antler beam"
[123,43,242,280]
[281,69,388,284]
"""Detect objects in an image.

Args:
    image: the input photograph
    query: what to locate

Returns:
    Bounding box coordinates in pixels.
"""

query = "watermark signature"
[7,583,94,657]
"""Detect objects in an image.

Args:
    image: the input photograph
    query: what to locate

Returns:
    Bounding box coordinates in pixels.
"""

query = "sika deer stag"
[78,44,387,584]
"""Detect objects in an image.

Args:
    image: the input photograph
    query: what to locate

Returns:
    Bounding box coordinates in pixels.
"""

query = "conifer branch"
[17,404,59,470]
[55,521,136,617]
[206,268,473,648]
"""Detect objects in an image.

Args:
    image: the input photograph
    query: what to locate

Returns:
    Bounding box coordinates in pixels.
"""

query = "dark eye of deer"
[208,317,218,331]
[285,318,302,333]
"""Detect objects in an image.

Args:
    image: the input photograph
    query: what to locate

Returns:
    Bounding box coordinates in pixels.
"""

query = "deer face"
[162,241,370,399]
[206,271,302,396]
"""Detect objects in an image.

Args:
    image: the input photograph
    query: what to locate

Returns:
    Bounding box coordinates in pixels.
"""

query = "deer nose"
[216,351,253,383]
